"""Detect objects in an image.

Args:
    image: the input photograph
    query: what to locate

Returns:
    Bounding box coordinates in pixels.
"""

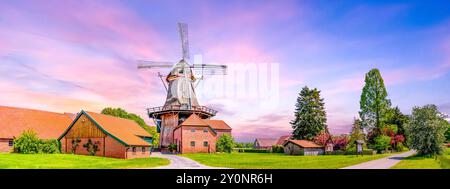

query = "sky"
[1,0,449,142]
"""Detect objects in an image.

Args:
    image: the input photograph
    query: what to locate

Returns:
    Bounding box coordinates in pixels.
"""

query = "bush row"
[326,149,375,155]
[232,148,270,153]
[13,130,60,154]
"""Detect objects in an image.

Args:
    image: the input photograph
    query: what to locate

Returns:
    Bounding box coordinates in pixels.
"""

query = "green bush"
[13,130,60,154]
[395,142,408,152]
[232,148,252,153]
[374,135,391,152]
[38,139,61,154]
[13,130,40,154]
[168,143,177,152]
[216,134,234,153]
[271,145,284,153]
[241,149,270,153]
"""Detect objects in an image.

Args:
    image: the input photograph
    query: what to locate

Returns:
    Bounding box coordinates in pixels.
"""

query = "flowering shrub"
[313,131,331,146]
[332,135,349,150]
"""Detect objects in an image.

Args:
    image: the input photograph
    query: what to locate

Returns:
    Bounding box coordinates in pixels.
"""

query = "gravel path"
[341,150,415,169]
[150,152,228,169]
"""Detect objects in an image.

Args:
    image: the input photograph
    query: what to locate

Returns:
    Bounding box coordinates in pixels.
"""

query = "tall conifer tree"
[291,86,327,140]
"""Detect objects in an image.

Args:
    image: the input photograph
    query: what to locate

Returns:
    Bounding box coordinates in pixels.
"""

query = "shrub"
[38,139,60,154]
[216,134,234,153]
[13,130,60,154]
[395,142,408,152]
[313,131,331,146]
[271,145,284,153]
[332,135,349,150]
[242,149,270,153]
[13,130,41,154]
[168,143,177,152]
[374,135,391,152]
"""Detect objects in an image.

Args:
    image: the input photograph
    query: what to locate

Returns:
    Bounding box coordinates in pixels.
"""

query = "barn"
[58,110,153,159]
[283,139,324,156]
[0,106,74,153]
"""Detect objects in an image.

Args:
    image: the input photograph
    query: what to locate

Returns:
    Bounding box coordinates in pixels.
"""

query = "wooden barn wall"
[65,114,107,138]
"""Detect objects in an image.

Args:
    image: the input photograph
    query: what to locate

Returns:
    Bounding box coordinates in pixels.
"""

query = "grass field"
[0,153,170,169]
[391,148,450,169]
[180,153,393,169]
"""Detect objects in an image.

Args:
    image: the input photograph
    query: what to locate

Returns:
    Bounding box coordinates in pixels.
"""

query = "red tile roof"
[255,138,278,147]
[204,120,232,130]
[74,111,152,146]
[276,135,291,145]
[0,106,73,139]
[180,114,209,127]
[284,140,322,148]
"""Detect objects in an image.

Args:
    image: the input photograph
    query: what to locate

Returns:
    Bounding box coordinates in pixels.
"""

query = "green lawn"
[391,156,442,169]
[0,153,170,169]
[180,153,393,169]
[391,148,450,169]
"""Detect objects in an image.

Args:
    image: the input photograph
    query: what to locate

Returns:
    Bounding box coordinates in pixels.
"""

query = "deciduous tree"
[359,69,391,132]
[405,105,447,156]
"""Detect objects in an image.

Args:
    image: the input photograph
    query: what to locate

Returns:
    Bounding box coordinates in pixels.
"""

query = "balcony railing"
[146,105,218,116]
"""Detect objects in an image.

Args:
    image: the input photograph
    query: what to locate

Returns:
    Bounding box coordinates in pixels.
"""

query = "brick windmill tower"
[137,23,227,150]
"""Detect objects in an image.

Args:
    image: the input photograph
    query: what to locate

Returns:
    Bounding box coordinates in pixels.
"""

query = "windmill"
[137,23,227,149]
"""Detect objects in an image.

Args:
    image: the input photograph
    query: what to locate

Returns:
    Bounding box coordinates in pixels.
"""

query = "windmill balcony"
[146,105,217,118]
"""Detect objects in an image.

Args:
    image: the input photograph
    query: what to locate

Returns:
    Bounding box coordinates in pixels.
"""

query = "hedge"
[232,148,270,153]
[13,130,60,154]
[326,149,375,155]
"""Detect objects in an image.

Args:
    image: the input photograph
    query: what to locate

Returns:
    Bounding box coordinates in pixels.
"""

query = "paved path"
[150,152,228,169]
[341,150,415,169]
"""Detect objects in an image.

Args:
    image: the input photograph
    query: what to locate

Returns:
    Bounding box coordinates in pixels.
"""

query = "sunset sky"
[1,0,450,142]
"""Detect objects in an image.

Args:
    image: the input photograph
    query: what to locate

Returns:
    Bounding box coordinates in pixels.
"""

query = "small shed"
[253,138,278,150]
[283,140,324,156]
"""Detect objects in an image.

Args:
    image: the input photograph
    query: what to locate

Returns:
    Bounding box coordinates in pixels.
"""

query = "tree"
[386,106,409,135]
[291,86,327,140]
[216,134,234,153]
[101,107,159,148]
[359,69,391,132]
[445,120,450,143]
[348,118,365,149]
[405,105,447,156]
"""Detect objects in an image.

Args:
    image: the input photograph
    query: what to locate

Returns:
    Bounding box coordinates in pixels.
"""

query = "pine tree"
[291,86,327,140]
[359,68,391,132]
[348,118,365,149]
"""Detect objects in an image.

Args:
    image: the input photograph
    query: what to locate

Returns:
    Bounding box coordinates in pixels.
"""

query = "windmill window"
[8,140,13,146]
[132,147,136,154]
[203,129,208,133]
[203,141,208,147]
[142,147,146,153]
[191,129,195,132]
[190,141,195,147]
